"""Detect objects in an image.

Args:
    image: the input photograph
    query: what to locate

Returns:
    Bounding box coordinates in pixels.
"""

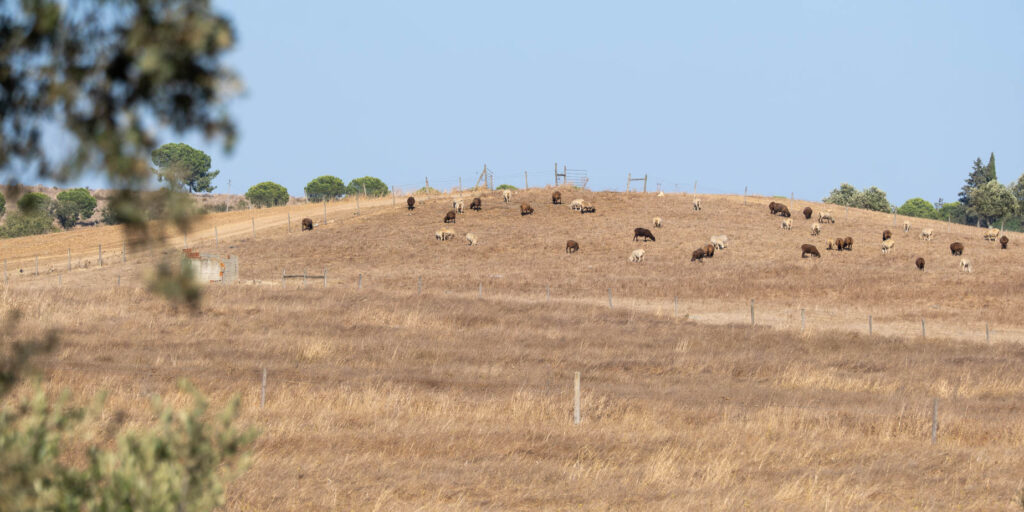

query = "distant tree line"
[823,153,1023,231]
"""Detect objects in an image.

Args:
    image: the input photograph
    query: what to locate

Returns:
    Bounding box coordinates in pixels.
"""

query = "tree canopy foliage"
[245,182,289,208]
[151,143,220,193]
[823,183,891,212]
[896,198,937,219]
[52,188,98,229]
[304,176,346,202]
[347,176,389,197]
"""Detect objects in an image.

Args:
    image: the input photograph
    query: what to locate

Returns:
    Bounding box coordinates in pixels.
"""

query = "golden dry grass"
[4,189,1024,510]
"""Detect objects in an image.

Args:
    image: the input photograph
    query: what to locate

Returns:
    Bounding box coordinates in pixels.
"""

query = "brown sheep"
[801,244,821,258]
[552,191,562,204]
[882,229,892,241]
[633,227,656,242]
[691,248,706,262]
[768,201,778,214]
[916,257,925,270]
[566,240,579,253]
[443,210,457,223]
[703,244,715,258]
[842,237,853,251]
[769,202,791,217]
[950,242,963,256]
[520,203,534,216]
[833,238,844,251]
[1000,235,1009,249]
[406,197,415,210]
[470,197,482,211]
[301,218,313,231]
[803,206,813,219]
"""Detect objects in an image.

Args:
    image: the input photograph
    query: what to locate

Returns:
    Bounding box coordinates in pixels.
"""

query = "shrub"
[495,184,518,191]
[0,212,56,238]
[100,205,123,225]
[0,192,5,217]
[897,198,938,219]
[304,176,346,202]
[245,182,289,208]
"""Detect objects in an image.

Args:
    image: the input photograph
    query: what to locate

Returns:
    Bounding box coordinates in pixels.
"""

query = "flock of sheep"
[770,200,1009,273]
[296,191,1010,274]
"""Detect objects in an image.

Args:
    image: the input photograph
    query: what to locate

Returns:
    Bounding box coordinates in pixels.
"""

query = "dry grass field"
[4,189,1024,510]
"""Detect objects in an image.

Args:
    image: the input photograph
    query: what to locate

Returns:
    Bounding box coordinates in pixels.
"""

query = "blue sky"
[55,1,1024,204]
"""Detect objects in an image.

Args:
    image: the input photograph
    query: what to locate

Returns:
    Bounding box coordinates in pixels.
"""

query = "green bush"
[897,198,938,219]
[305,176,346,202]
[347,176,388,197]
[206,202,230,212]
[245,182,289,208]
[0,192,5,217]
[100,205,123,225]
[495,184,518,191]
[16,192,52,215]
[0,212,56,238]
[53,188,98,229]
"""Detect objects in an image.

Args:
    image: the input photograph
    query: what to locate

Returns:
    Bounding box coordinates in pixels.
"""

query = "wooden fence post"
[524,171,528,190]
[122,240,126,263]
[98,244,102,267]
[985,323,990,343]
[392,186,396,207]
[357,273,362,290]
[869,315,873,336]
[68,248,71,271]
[261,367,267,409]
[922,319,926,338]
[573,371,581,425]
[608,288,613,308]
[626,172,631,193]
[324,201,328,223]
[252,218,255,237]
[356,193,360,216]
[801,308,806,332]
[750,299,755,325]
[35,255,39,275]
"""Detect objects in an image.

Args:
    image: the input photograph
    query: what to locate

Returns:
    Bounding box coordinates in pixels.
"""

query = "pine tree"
[959,157,991,205]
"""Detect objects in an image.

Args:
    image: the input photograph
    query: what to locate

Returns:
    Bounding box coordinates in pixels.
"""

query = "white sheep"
[710,235,728,250]
[629,248,646,263]
[920,228,934,241]
[818,211,835,224]
[903,220,910,233]
[653,217,662,228]
[435,229,455,241]
[810,222,821,236]
[657,191,665,197]
[569,199,584,211]
[782,218,792,230]
[502,190,512,203]
[465,233,477,246]
[960,258,972,273]
[692,198,702,211]
[455,200,464,214]
[984,228,1000,241]
[881,239,895,254]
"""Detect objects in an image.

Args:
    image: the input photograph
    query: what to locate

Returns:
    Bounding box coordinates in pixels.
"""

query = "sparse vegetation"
[496,184,518,191]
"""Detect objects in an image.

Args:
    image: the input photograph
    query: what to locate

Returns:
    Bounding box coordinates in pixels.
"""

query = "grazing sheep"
[826,239,837,250]
[984,228,1000,241]
[882,229,892,241]
[657,191,665,197]
[435,229,455,241]
[520,203,534,216]
[810,222,821,236]
[768,201,777,214]
[301,218,313,231]
[579,201,596,214]
[818,210,835,224]
[833,237,844,251]
[443,210,457,223]
[566,240,579,253]
[710,235,728,250]
[633,227,656,242]
[502,190,512,203]
[781,218,792,230]
[903,220,910,233]
[455,200,465,214]
[653,217,662,228]
[569,199,584,211]
[693,198,702,211]
[703,244,715,258]
[552,191,562,204]
[691,248,706,262]
[470,197,482,211]
[916,257,925,270]
[630,248,646,263]
[1000,235,1009,249]
[842,237,853,251]
[881,239,895,254]
[406,197,415,210]
[960,258,972,273]
[803,207,813,220]
[769,202,790,217]
[465,233,478,246]
[801,244,821,258]
[950,242,964,256]
[920,228,934,241]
